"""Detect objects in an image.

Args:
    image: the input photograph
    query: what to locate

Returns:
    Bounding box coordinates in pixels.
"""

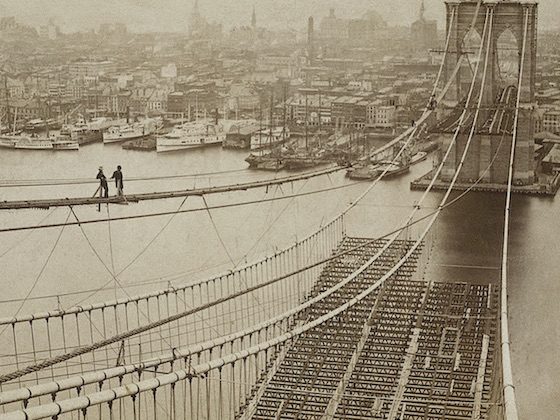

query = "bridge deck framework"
[243,237,500,420]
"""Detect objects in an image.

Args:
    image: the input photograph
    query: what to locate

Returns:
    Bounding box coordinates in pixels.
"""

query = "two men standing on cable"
[96,165,124,198]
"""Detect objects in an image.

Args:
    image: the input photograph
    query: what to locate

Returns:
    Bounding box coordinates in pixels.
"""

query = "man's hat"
[99,166,103,170]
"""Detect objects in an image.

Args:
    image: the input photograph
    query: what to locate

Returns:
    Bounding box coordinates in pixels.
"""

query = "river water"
[0,143,557,418]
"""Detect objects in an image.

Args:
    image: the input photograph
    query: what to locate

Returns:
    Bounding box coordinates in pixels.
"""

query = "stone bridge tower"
[438,0,538,186]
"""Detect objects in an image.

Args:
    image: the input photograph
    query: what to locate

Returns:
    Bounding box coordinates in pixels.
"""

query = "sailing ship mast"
[269,88,273,147]
[282,82,287,143]
[3,74,11,133]
[305,92,308,151]
[318,90,322,148]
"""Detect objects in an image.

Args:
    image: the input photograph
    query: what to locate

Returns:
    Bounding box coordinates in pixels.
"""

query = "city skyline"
[1,0,558,33]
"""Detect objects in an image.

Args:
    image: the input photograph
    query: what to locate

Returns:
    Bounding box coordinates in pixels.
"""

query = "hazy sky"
[0,0,558,33]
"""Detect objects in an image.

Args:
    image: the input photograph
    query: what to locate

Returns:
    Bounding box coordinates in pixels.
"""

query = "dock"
[411,169,560,197]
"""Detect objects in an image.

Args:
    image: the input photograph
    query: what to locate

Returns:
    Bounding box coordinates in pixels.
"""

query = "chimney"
[307,16,315,66]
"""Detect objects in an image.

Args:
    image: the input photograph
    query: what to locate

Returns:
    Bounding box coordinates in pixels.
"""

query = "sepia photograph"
[0,0,557,418]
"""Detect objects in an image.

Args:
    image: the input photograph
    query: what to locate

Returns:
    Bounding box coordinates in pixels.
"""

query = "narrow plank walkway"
[0,166,342,210]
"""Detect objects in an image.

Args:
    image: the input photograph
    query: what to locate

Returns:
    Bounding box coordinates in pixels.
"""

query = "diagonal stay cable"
[114,195,190,278]
[232,178,311,270]
[0,208,58,259]
[67,206,176,351]
[202,194,236,267]
[68,199,232,361]
[0,209,71,339]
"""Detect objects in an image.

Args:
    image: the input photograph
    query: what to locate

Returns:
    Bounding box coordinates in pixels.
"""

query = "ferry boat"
[156,121,226,153]
[103,118,162,144]
[0,134,79,150]
[14,136,54,150]
[250,127,290,151]
[52,137,80,150]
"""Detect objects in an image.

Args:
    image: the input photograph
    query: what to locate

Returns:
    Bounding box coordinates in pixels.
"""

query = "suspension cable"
[499,7,529,420]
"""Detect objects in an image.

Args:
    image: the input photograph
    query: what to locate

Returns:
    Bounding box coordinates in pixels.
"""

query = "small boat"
[257,159,286,171]
[375,160,410,178]
[347,164,380,180]
[410,151,428,165]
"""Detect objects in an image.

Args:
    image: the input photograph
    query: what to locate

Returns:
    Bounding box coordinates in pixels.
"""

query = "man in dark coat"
[96,166,109,198]
[111,165,124,196]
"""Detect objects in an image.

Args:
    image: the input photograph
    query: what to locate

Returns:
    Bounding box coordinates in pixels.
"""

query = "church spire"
[419,0,425,21]
[190,0,202,36]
